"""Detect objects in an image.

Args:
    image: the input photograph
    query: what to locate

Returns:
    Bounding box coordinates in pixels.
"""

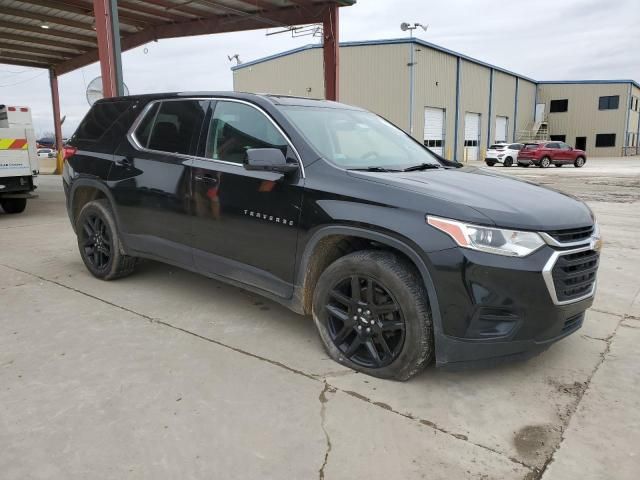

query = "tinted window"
[595,133,616,147]
[489,144,505,149]
[598,95,619,110]
[205,101,288,164]
[546,143,560,149]
[560,143,572,150]
[134,103,159,148]
[146,100,206,155]
[549,99,568,113]
[73,100,132,142]
[509,144,523,150]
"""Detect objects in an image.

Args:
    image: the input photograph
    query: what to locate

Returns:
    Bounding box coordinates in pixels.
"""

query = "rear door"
[423,107,445,156]
[190,99,304,297]
[109,99,207,266]
[558,142,573,162]
[464,112,481,161]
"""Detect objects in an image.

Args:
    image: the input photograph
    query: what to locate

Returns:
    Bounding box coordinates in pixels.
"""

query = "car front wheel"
[574,157,585,168]
[485,160,496,166]
[312,250,434,381]
[503,157,513,167]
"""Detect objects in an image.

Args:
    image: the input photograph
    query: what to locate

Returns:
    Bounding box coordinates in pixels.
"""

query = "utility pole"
[400,22,428,137]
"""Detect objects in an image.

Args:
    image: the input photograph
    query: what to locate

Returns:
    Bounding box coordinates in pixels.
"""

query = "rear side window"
[205,101,288,164]
[523,144,539,150]
[489,144,504,149]
[135,100,207,155]
[73,100,132,143]
[509,144,523,150]
[546,143,560,149]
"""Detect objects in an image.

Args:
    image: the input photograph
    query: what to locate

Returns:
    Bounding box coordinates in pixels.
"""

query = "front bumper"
[427,243,598,368]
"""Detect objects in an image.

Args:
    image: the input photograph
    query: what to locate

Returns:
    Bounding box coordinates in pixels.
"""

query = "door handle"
[195,174,218,184]
[115,157,133,167]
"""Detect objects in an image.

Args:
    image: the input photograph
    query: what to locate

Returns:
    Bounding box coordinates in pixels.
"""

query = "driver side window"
[205,101,288,164]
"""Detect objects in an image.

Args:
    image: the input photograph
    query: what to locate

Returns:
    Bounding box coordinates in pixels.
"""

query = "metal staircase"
[517,118,550,142]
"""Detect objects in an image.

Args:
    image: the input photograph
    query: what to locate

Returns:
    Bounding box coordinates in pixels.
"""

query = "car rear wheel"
[574,156,585,168]
[540,156,551,168]
[0,198,27,214]
[503,157,513,167]
[312,250,434,381]
[75,199,137,280]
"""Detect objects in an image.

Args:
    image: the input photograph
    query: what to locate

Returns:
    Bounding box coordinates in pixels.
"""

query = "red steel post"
[93,0,118,97]
[323,3,339,101]
[49,68,64,174]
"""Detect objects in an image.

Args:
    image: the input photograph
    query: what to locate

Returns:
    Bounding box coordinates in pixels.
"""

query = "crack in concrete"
[1,262,539,475]
[534,315,624,479]
[318,382,335,480]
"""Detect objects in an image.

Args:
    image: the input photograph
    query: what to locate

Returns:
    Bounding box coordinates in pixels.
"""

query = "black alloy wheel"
[80,214,112,271]
[325,275,405,368]
[503,157,513,167]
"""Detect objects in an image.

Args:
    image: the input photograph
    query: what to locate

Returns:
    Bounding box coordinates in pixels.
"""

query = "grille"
[545,225,594,243]
[552,250,599,302]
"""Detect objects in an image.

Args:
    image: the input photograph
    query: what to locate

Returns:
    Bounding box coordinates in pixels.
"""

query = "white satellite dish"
[86,76,130,106]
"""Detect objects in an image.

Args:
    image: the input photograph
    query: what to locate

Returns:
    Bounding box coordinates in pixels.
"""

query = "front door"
[575,136,587,151]
[109,99,207,266]
[191,99,304,298]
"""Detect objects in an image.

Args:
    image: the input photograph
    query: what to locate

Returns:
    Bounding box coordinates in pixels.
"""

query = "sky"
[1,0,638,137]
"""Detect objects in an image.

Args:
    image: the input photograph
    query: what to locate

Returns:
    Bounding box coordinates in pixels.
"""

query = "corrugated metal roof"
[0,0,355,74]
[232,37,640,89]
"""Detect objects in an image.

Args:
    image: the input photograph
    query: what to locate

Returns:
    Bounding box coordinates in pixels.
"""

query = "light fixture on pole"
[400,22,428,136]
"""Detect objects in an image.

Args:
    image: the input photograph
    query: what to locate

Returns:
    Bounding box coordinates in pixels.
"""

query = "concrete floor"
[1,157,639,479]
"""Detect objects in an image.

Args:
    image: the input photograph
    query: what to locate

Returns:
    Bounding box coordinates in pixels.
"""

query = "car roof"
[94,91,363,111]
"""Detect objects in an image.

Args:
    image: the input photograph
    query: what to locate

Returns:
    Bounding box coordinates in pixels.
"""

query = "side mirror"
[244,148,298,174]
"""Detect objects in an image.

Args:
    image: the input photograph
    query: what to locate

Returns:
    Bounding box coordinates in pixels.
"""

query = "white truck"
[0,104,39,214]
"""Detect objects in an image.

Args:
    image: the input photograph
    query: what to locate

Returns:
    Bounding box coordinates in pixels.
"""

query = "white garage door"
[464,112,481,161]
[423,107,445,156]
[495,116,508,143]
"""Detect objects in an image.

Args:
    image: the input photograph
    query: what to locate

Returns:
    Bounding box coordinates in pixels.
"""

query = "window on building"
[424,140,443,148]
[595,133,616,147]
[549,99,568,113]
[206,101,288,164]
[598,95,619,110]
[143,100,207,155]
[550,135,566,142]
[464,140,478,147]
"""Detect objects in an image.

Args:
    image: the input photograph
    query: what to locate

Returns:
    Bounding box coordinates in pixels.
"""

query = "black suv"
[63,93,601,380]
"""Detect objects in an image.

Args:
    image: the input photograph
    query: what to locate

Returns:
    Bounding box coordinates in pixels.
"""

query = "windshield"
[279,106,441,169]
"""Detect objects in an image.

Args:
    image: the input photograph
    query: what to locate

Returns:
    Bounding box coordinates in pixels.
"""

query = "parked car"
[518,141,586,168]
[37,148,55,158]
[63,93,601,380]
[485,143,523,167]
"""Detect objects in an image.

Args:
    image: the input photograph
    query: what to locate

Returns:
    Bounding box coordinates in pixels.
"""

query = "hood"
[347,166,593,231]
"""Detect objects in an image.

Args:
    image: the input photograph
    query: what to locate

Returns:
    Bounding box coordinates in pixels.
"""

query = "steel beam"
[93,0,123,97]
[54,4,326,75]
[0,56,51,69]
[0,32,88,53]
[322,3,339,101]
[49,69,65,174]
[0,42,72,60]
[0,19,96,44]
[1,6,95,31]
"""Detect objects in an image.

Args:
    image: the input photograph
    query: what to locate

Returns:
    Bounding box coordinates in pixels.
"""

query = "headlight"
[427,216,545,257]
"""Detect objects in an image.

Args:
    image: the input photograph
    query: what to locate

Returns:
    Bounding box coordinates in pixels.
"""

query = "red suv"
[517,141,586,168]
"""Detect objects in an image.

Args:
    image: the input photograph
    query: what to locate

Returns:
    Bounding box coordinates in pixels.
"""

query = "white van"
[0,104,39,214]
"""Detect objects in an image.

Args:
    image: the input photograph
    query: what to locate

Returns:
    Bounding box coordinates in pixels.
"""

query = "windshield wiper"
[348,166,401,172]
[402,163,442,172]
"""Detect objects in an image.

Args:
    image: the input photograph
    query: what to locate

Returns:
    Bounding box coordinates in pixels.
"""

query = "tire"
[75,199,137,280]
[574,156,585,168]
[0,198,27,214]
[555,163,563,167]
[485,161,496,167]
[503,157,513,167]
[312,250,434,381]
[540,156,551,168]
[518,162,530,168]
